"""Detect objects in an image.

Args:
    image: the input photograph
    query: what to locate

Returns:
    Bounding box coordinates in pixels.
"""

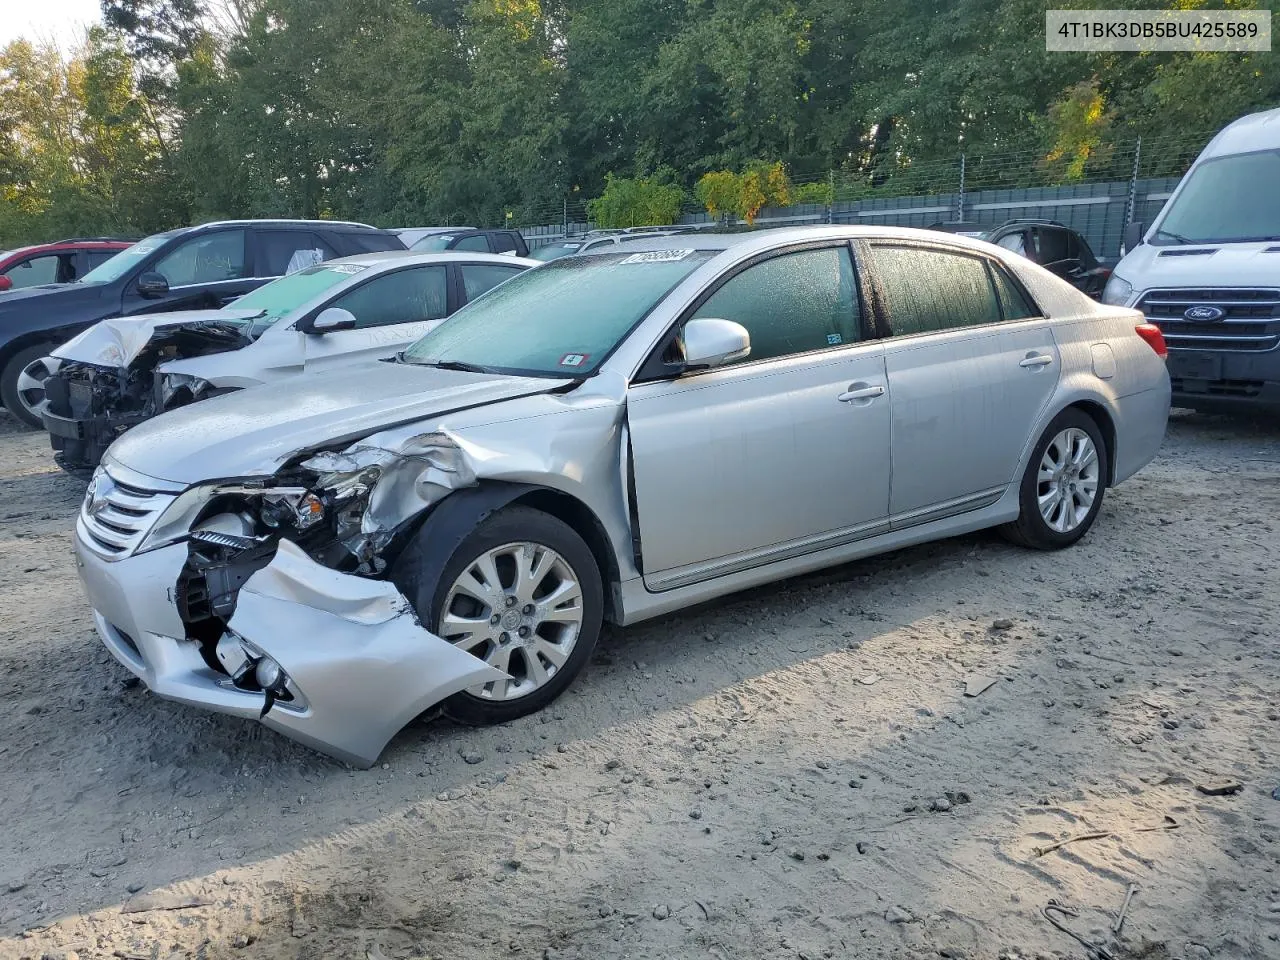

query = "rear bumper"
[1112,382,1171,485]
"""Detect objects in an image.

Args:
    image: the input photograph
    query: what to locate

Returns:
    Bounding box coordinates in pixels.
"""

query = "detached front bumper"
[74,529,504,767]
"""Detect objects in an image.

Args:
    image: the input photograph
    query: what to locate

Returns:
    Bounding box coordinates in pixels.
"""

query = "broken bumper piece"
[75,534,505,767]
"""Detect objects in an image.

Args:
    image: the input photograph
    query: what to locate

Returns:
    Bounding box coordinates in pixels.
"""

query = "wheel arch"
[1064,399,1117,486]
[391,481,621,624]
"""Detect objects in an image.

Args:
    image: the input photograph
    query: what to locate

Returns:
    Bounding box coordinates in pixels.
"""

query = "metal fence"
[519,131,1210,259]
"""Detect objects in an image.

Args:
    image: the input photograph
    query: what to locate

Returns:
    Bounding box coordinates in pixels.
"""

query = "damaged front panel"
[226,541,506,766]
[44,317,254,468]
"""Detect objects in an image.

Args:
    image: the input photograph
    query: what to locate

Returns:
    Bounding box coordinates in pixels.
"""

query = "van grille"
[80,467,175,559]
[1138,288,1280,353]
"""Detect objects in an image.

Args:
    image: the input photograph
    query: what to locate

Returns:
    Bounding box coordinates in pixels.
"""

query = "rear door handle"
[1019,354,1054,368]
[837,383,885,402]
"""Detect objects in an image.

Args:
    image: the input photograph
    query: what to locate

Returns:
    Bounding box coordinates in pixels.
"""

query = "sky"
[0,0,103,53]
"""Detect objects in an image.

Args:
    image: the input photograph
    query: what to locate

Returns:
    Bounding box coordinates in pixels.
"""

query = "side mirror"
[1121,221,1146,257]
[681,317,751,370]
[137,272,169,298]
[306,307,357,333]
[0,275,10,292]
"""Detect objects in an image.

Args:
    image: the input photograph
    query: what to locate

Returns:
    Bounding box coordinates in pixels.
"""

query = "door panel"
[628,346,891,588]
[883,325,1059,517]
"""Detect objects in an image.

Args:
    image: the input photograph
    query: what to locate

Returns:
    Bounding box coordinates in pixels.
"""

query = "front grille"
[80,467,176,558]
[1139,288,1280,353]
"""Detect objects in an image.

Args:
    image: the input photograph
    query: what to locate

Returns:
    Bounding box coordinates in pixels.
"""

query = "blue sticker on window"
[827,333,843,345]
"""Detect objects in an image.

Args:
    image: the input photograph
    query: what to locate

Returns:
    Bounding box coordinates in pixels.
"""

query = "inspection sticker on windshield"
[559,352,590,368]
[619,249,695,264]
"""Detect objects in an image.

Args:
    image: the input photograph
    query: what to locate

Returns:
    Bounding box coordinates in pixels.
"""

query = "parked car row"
[927,219,1114,299]
[37,223,1168,766]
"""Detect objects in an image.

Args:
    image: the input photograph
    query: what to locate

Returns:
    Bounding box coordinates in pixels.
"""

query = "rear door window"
[691,245,861,364]
[85,250,121,269]
[490,232,519,254]
[870,245,1002,335]
[1035,227,1070,265]
[460,263,526,302]
[996,231,1027,256]
[452,235,491,252]
[257,231,337,276]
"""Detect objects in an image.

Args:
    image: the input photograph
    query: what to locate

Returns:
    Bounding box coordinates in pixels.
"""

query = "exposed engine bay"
[165,432,479,710]
[44,320,251,468]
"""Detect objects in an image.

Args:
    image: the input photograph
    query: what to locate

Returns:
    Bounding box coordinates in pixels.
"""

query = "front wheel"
[395,505,604,725]
[1000,409,1108,550]
[1,345,58,429]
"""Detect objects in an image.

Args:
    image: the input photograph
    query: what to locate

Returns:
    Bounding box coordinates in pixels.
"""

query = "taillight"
[1136,322,1167,359]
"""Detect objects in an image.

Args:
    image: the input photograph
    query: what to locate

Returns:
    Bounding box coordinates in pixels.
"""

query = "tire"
[1,344,58,429]
[396,505,604,725]
[1000,408,1109,550]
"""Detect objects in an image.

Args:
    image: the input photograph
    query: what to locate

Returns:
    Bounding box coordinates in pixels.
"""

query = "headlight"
[1100,274,1135,307]
[135,480,315,554]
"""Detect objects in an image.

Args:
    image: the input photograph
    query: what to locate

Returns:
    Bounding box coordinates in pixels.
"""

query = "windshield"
[411,235,455,251]
[401,248,715,376]
[1154,149,1280,244]
[529,242,582,262]
[227,263,366,333]
[79,235,168,283]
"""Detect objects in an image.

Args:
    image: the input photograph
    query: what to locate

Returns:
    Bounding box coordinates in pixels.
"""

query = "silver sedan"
[72,227,1171,765]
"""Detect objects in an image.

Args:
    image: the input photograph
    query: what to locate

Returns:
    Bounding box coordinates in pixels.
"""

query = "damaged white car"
[73,228,1170,766]
[40,251,533,472]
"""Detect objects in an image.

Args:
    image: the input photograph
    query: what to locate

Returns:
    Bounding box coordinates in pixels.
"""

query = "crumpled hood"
[107,361,572,484]
[1119,241,1280,292]
[51,309,261,366]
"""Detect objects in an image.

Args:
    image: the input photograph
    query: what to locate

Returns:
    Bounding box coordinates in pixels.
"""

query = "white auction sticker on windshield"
[559,352,590,367]
[619,249,695,264]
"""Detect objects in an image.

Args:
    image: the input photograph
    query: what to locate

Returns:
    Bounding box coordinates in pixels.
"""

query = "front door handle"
[837,383,885,403]
[1019,354,1054,368]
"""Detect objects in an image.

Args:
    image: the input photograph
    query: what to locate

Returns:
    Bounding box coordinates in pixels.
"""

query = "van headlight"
[1101,274,1134,307]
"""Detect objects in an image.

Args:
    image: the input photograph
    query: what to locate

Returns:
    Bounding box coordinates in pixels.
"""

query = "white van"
[1103,107,1280,413]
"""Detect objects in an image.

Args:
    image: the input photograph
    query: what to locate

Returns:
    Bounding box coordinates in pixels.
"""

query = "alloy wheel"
[1036,427,1100,533]
[438,540,585,701]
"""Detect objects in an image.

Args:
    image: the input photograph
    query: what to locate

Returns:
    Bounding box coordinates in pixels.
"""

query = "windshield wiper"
[1154,228,1196,245]
[427,359,492,373]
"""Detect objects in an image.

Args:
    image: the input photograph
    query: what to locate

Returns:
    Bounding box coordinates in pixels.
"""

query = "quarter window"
[152,230,247,287]
[460,263,524,302]
[691,246,860,364]
[989,263,1038,320]
[870,245,1002,335]
[330,266,448,328]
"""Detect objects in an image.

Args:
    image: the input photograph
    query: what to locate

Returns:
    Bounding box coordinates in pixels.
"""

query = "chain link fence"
[518,131,1212,259]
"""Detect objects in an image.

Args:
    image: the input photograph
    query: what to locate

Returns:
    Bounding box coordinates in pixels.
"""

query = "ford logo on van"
[1184,305,1226,321]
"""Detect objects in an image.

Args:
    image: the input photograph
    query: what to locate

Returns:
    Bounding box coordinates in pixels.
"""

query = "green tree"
[587,173,684,227]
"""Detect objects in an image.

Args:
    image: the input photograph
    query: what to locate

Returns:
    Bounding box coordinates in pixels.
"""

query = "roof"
[578,224,1017,260]
[194,218,386,231]
[324,250,538,269]
[1203,106,1280,158]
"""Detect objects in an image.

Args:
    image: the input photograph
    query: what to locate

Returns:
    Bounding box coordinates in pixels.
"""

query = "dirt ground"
[0,407,1277,960]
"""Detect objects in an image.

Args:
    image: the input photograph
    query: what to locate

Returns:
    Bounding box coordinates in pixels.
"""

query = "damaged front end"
[119,432,497,764]
[44,321,250,469]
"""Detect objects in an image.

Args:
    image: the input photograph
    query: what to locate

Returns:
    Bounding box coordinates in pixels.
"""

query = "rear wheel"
[1,345,58,428]
[397,505,604,725]
[1000,408,1108,550]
